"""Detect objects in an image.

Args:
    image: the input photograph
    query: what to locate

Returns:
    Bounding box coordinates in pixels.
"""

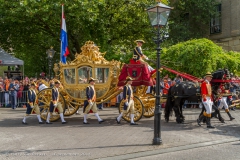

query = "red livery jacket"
[201,80,212,101]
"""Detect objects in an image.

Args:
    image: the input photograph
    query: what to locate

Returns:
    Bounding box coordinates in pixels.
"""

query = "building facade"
[209,0,240,52]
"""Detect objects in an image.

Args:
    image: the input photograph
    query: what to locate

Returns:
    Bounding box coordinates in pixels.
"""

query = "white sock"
[60,113,65,122]
[117,113,123,121]
[37,115,42,122]
[84,114,88,123]
[130,114,135,123]
[148,65,154,72]
[46,113,51,123]
[23,116,26,123]
[94,113,102,121]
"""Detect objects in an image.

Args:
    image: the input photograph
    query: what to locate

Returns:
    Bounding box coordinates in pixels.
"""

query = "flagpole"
[60,4,63,63]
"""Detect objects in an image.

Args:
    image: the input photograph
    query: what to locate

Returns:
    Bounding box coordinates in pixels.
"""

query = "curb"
[97,138,240,160]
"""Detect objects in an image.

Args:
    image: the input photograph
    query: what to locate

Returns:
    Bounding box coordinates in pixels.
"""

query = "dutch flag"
[60,4,69,64]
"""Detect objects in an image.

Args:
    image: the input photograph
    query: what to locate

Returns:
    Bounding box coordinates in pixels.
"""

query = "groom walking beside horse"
[197,72,215,129]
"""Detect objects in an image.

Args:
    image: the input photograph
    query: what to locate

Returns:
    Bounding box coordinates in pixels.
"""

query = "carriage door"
[78,66,92,84]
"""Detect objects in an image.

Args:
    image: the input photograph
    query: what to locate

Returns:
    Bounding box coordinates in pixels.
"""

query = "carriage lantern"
[46,46,56,79]
[146,1,172,145]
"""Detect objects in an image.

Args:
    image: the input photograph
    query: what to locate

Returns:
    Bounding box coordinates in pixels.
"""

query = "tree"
[160,38,240,78]
[0,0,158,77]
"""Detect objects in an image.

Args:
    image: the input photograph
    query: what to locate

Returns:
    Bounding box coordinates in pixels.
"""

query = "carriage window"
[95,68,109,83]
[64,68,76,84]
[78,66,92,84]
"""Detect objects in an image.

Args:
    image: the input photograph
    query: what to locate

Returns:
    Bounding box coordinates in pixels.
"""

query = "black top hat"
[125,76,133,83]
[30,82,37,87]
[88,77,97,83]
[54,80,61,84]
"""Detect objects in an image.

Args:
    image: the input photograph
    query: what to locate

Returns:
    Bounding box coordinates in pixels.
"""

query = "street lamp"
[146,0,172,145]
[46,47,56,79]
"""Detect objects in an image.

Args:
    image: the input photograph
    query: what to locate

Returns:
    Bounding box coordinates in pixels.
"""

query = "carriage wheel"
[143,93,167,118]
[119,96,144,122]
[37,88,66,122]
[64,96,81,116]
[143,93,155,118]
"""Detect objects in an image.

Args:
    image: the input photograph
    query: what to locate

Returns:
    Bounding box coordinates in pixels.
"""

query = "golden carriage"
[37,41,166,122]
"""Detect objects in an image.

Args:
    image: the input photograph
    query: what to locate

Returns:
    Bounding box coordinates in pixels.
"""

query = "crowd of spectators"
[0,76,50,109]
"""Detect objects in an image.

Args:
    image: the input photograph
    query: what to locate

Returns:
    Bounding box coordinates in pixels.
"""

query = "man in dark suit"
[116,76,137,125]
[46,80,67,124]
[83,77,104,124]
[22,83,43,124]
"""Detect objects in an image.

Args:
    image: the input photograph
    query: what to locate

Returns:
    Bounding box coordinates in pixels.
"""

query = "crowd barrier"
[0,90,29,108]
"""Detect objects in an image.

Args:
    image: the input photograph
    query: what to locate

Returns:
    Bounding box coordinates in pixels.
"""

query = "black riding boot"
[197,115,205,126]
[206,117,215,129]
[227,112,235,121]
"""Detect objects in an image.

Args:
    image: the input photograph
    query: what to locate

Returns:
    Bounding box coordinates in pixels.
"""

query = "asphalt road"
[0,107,239,160]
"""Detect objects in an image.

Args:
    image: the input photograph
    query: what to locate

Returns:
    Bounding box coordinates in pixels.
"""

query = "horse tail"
[164,86,174,122]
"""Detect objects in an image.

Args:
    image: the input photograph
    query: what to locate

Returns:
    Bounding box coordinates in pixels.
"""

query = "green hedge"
[156,38,240,77]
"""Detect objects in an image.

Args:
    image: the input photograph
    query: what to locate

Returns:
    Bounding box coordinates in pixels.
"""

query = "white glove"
[145,56,149,60]
[125,102,129,106]
[31,106,34,108]
[53,104,57,107]
[89,101,93,106]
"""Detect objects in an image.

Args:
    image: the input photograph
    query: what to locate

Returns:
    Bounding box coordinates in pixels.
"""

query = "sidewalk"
[0,107,239,160]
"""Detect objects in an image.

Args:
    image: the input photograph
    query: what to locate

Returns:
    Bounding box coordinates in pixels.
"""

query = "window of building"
[210,4,221,34]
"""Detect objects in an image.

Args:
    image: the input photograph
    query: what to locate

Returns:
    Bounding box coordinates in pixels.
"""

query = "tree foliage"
[160,38,240,78]
[0,0,230,78]
[0,0,156,76]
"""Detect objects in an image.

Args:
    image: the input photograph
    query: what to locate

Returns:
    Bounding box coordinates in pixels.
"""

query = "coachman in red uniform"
[197,72,215,128]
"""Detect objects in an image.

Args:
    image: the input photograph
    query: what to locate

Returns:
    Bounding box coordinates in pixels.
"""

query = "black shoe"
[116,118,120,124]
[46,122,52,124]
[39,122,44,124]
[62,121,68,124]
[207,125,215,129]
[99,120,105,124]
[230,117,235,121]
[83,122,90,124]
[197,119,201,126]
[22,122,27,125]
[130,123,138,125]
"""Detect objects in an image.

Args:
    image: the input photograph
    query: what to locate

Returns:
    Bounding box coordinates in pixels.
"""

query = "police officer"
[22,83,43,124]
[46,80,67,124]
[83,77,104,124]
[116,76,137,125]
[197,72,214,128]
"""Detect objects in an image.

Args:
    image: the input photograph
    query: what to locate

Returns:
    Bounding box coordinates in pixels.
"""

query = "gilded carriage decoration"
[37,41,159,122]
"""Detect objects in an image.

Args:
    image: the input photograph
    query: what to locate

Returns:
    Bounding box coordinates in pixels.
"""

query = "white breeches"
[202,97,213,114]
[218,97,228,110]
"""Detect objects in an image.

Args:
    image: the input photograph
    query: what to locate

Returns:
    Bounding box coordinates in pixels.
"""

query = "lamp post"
[46,47,56,79]
[146,1,172,145]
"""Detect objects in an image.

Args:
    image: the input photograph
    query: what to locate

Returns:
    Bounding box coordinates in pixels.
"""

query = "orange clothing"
[4,80,10,91]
